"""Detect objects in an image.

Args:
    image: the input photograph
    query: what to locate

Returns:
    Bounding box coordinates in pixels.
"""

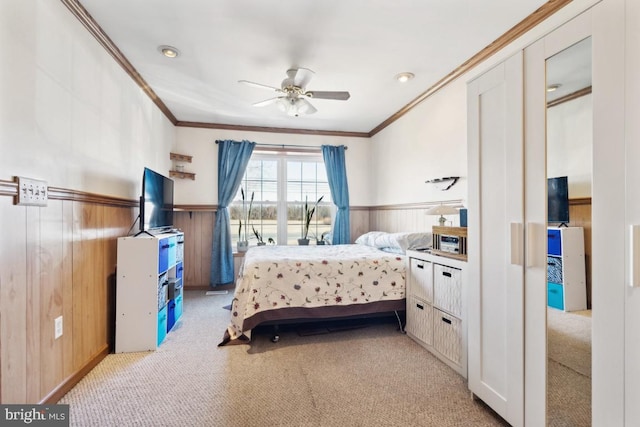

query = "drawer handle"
[549,289,558,294]
[416,303,424,310]
[442,317,452,324]
[161,244,170,249]
[416,263,424,269]
[177,241,184,245]
[442,271,452,278]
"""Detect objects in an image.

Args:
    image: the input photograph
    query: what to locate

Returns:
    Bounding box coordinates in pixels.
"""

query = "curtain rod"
[214,141,347,150]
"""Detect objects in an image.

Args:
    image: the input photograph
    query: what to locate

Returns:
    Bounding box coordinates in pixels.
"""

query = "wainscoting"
[0,180,136,404]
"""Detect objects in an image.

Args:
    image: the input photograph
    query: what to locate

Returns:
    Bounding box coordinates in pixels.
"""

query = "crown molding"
[175,121,368,138]
[547,86,592,108]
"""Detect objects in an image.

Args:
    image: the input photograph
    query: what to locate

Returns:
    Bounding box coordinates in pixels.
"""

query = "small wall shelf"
[170,152,195,180]
[169,171,196,180]
[426,177,460,191]
[170,153,192,163]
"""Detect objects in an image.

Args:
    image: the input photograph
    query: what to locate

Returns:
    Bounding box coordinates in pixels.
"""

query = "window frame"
[231,149,333,246]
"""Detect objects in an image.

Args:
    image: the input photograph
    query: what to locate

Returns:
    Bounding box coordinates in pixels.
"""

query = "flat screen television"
[548,176,569,225]
[140,167,174,232]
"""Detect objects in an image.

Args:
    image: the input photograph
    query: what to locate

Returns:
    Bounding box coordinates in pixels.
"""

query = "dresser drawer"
[433,309,462,364]
[433,264,462,317]
[410,258,433,303]
[406,296,433,346]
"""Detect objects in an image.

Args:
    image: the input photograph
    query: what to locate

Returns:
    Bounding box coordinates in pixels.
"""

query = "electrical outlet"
[15,176,48,207]
[54,316,63,339]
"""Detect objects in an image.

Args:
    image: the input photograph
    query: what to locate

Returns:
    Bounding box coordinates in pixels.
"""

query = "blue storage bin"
[176,261,183,280]
[175,294,183,322]
[158,237,171,273]
[157,305,168,346]
[167,299,176,331]
[547,282,564,310]
[547,229,562,256]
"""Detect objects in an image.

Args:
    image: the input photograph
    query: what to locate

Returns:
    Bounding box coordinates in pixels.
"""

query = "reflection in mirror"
[545,36,592,426]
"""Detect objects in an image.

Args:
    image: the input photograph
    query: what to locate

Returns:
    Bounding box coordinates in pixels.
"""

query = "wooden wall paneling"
[71,202,106,370]
[62,200,74,381]
[39,200,65,399]
[199,212,214,287]
[25,206,41,402]
[0,198,27,403]
[174,210,214,288]
[91,205,107,358]
[569,199,592,308]
[103,205,136,351]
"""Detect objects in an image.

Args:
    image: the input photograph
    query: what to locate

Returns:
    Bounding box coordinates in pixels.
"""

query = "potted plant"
[298,195,323,245]
[316,231,329,245]
[252,225,266,246]
[236,188,253,252]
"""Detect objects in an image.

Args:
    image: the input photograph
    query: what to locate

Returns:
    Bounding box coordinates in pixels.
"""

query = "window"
[229,150,332,246]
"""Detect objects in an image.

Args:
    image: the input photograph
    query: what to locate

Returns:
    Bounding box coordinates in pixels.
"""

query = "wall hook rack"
[425,177,460,191]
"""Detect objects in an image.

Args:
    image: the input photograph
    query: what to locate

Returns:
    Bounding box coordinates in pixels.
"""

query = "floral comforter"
[220,244,406,345]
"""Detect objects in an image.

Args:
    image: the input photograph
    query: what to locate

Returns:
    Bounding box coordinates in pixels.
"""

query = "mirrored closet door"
[545,36,592,427]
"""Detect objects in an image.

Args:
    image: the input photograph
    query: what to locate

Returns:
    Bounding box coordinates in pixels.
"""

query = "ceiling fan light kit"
[239,67,350,117]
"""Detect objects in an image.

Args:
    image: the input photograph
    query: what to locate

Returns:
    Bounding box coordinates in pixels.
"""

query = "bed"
[219,231,431,346]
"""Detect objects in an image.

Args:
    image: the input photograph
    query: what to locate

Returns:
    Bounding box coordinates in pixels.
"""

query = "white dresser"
[405,250,467,378]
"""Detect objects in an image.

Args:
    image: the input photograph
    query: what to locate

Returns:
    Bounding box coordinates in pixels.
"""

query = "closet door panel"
[467,51,524,427]
[622,0,640,424]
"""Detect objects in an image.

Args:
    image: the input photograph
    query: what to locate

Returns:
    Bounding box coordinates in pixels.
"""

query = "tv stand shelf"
[115,230,184,353]
[547,227,587,312]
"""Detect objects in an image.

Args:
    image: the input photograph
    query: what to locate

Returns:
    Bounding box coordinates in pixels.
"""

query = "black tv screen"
[548,176,569,224]
[140,167,174,232]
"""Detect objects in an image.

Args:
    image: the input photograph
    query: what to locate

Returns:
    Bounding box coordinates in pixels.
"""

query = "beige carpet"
[547,308,591,378]
[60,290,509,427]
[547,307,592,426]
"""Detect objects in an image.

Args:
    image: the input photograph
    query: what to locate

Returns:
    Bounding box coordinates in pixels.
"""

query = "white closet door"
[524,11,594,426]
[467,51,524,427]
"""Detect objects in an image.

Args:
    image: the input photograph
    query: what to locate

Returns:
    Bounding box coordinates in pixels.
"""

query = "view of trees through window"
[229,151,333,247]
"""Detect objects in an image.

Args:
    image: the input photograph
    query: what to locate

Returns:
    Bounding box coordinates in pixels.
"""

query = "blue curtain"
[210,140,255,286]
[322,145,350,244]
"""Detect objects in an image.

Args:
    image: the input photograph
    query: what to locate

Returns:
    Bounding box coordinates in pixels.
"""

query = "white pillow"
[374,232,432,253]
[356,231,432,254]
[355,231,387,246]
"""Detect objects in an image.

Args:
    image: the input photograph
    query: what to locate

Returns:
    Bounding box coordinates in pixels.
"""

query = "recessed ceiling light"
[159,45,180,58]
[547,83,561,92]
[395,72,415,83]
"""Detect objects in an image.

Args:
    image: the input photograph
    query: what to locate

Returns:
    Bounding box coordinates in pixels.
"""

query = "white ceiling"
[78,0,550,134]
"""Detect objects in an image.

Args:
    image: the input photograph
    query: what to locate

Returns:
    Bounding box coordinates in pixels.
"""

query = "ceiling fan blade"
[304,90,351,100]
[253,97,281,107]
[238,80,282,92]
[287,68,315,89]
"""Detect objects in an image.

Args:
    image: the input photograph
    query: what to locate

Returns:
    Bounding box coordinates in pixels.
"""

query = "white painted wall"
[547,94,592,198]
[370,81,468,206]
[0,1,175,200]
[173,127,372,206]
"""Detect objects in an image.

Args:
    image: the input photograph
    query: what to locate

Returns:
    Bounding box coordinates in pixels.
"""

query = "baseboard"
[40,345,110,404]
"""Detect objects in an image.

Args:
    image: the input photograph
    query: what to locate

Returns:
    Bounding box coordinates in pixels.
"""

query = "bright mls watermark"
[1,405,69,426]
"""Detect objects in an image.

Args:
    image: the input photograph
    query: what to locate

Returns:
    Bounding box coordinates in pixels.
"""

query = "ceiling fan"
[238,68,350,117]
